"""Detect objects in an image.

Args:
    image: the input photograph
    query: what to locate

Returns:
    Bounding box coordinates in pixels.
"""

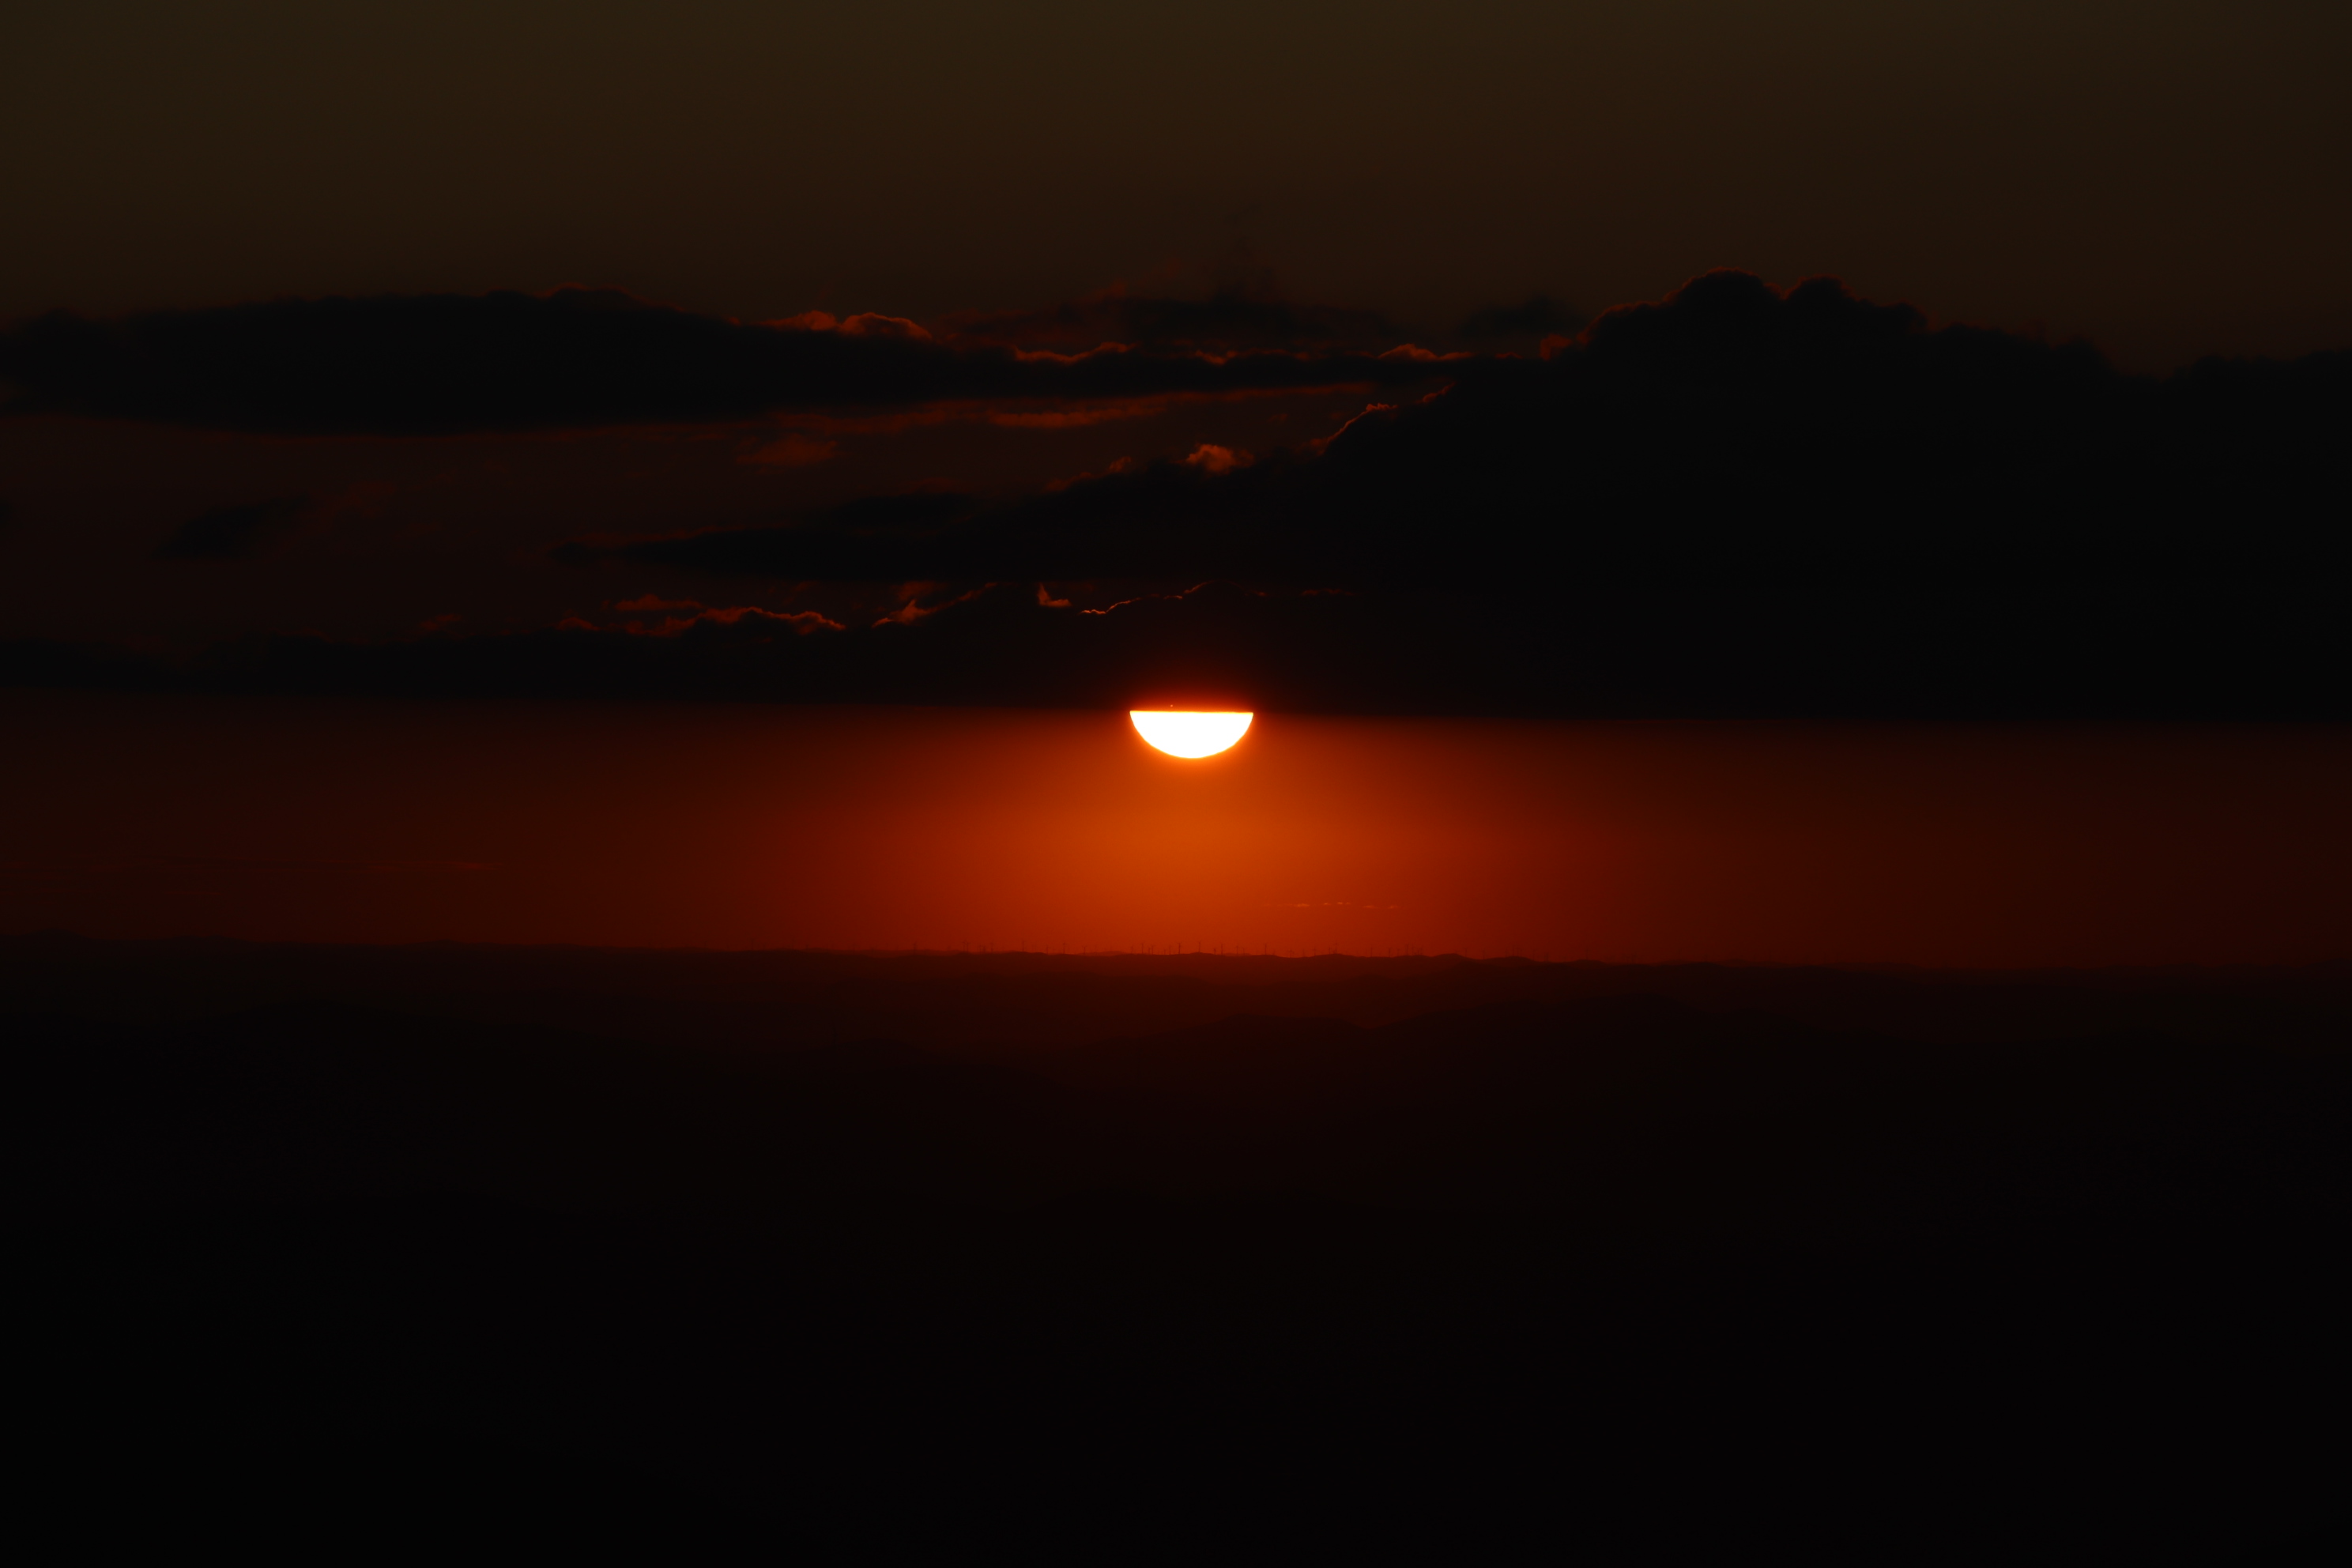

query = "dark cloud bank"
[8,272,2349,717]
[0,287,1437,434]
[149,497,313,563]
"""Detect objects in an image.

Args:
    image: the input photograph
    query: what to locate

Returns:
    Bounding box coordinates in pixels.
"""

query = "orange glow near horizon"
[6,694,2352,965]
[1130,710,1253,759]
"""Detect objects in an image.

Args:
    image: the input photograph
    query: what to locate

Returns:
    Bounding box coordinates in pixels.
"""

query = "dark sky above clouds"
[4,1,2347,368]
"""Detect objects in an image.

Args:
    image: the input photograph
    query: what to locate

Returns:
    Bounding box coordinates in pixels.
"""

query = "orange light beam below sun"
[1130,710,1253,758]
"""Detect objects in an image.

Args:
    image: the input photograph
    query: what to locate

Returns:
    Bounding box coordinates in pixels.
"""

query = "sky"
[6,1,2347,367]
[9,692,2350,963]
[2,1,2347,959]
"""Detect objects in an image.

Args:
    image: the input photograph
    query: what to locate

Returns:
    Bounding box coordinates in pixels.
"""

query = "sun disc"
[1130,710,1253,759]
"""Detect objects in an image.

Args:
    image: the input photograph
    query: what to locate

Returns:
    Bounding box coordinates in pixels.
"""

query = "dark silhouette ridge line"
[7,929,2347,1053]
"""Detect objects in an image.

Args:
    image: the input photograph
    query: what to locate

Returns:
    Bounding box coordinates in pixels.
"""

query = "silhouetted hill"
[9,936,2346,1556]
[8,928,2347,1046]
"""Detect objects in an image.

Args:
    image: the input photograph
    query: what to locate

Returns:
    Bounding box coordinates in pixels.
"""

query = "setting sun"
[1129,710,1253,759]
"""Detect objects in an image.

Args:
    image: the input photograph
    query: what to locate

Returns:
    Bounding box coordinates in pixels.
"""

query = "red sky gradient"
[8,691,2346,965]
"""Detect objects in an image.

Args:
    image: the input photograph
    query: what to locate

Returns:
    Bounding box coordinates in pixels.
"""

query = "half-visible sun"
[1130,710,1253,759]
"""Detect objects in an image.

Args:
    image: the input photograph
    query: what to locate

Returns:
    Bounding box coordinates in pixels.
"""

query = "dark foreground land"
[9,935,2347,1559]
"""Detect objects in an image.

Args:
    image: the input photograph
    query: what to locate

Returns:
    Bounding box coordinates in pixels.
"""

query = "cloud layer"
[613,270,2352,594]
[0,288,1443,435]
[6,273,2347,718]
